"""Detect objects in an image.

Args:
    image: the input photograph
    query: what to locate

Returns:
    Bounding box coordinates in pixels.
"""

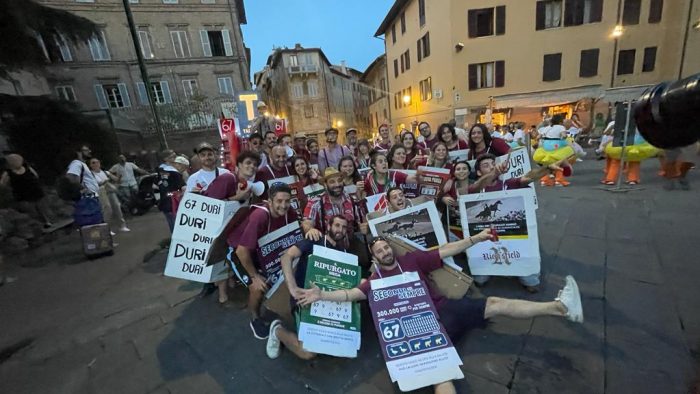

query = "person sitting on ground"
[267,215,350,360]
[227,183,301,339]
[1,153,53,228]
[294,234,583,394]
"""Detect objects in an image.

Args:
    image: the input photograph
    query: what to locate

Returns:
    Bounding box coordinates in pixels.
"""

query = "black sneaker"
[198,283,216,298]
[250,318,270,340]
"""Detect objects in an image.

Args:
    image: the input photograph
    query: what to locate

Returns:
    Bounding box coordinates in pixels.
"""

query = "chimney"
[340,60,347,75]
[294,43,302,50]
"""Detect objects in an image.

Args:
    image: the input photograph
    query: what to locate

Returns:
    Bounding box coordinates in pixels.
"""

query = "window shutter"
[564,0,575,26]
[117,83,131,107]
[468,64,477,90]
[543,53,562,81]
[579,48,599,77]
[405,50,410,70]
[100,32,111,60]
[417,39,422,62]
[56,35,72,61]
[468,10,477,38]
[495,6,506,35]
[222,29,233,56]
[136,82,148,104]
[648,0,663,23]
[160,81,172,103]
[495,61,505,87]
[535,1,546,30]
[94,84,108,109]
[393,59,399,78]
[590,0,603,22]
[642,47,657,72]
[199,30,212,57]
[424,32,430,57]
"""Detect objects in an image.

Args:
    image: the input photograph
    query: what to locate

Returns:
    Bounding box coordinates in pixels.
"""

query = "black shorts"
[437,296,488,341]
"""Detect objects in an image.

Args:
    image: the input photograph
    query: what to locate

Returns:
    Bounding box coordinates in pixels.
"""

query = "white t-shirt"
[491,131,503,139]
[544,125,567,139]
[185,167,230,192]
[513,129,525,144]
[503,132,514,142]
[110,162,139,187]
[67,160,100,194]
[566,127,581,137]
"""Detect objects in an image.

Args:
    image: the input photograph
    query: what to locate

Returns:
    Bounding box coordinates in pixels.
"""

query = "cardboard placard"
[369,272,463,391]
[368,201,459,271]
[258,221,304,297]
[164,193,240,283]
[417,166,451,198]
[458,188,540,276]
[298,251,362,357]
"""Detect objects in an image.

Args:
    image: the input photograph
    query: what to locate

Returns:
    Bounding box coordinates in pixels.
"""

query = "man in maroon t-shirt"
[228,183,299,339]
[417,121,439,151]
[296,231,583,393]
[255,145,293,200]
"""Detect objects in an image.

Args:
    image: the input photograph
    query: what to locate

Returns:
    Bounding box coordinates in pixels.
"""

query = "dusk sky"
[242,0,394,84]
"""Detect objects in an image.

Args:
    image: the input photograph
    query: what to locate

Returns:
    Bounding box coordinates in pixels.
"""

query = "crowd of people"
[137,119,590,393]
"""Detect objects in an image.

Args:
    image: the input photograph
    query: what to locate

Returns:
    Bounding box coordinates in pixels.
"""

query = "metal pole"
[122,0,168,149]
[615,101,633,188]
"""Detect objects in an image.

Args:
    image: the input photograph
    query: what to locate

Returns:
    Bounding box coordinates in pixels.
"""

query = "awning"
[492,85,604,109]
[601,84,654,103]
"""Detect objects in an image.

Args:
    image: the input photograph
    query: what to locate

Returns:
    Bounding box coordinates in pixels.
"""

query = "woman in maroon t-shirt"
[291,156,319,187]
[440,160,472,208]
[426,142,453,171]
[438,123,469,152]
[467,123,511,160]
[400,130,427,169]
[388,144,409,170]
[363,151,418,196]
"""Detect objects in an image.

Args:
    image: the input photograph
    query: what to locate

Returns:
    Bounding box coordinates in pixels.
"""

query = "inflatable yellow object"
[533,139,575,165]
[604,142,658,161]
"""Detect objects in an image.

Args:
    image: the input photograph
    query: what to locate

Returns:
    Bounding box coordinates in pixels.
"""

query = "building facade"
[254,44,370,146]
[35,0,251,132]
[361,54,392,138]
[376,0,700,131]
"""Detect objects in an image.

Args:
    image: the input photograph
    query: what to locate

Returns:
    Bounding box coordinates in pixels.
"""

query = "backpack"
[56,164,84,202]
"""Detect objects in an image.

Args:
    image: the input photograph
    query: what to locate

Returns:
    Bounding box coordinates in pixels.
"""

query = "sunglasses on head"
[369,236,388,249]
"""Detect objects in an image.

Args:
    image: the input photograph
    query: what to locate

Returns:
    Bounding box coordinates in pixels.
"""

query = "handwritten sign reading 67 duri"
[164,193,240,283]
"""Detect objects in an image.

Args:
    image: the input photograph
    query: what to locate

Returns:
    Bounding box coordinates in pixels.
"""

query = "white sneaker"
[266,320,282,359]
[556,275,583,323]
[119,226,131,232]
[110,231,116,236]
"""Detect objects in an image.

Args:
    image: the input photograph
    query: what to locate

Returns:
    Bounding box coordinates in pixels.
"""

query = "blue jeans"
[474,273,540,287]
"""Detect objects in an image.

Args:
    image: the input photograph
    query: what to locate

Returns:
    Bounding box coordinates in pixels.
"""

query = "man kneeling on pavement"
[267,226,584,394]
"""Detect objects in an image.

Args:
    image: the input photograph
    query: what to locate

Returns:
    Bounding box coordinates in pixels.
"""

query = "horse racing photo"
[371,204,441,250]
[464,195,529,239]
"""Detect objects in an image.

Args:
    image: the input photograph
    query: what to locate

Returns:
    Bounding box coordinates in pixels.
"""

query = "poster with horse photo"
[368,201,458,270]
[458,188,540,277]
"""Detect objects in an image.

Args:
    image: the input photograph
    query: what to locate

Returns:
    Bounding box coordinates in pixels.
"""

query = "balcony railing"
[108,97,235,135]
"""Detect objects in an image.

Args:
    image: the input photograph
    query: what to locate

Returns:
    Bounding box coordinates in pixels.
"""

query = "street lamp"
[337,120,344,127]
[611,25,624,37]
[402,95,411,105]
[610,25,624,87]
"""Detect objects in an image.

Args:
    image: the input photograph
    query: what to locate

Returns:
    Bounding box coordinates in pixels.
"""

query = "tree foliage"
[0,0,98,78]
[0,94,120,182]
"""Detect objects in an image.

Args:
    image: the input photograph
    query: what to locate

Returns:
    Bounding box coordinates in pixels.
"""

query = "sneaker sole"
[565,275,584,323]
[250,321,269,340]
[266,321,282,359]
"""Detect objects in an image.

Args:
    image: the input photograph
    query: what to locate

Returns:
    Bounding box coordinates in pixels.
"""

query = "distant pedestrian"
[156,150,187,232]
[110,154,148,204]
[66,145,100,196]
[0,153,53,228]
[89,157,129,232]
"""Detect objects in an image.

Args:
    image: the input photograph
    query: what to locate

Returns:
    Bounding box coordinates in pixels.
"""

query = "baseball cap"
[174,156,190,166]
[196,142,216,153]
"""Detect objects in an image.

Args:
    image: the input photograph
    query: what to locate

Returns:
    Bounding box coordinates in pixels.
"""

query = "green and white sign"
[298,250,361,358]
